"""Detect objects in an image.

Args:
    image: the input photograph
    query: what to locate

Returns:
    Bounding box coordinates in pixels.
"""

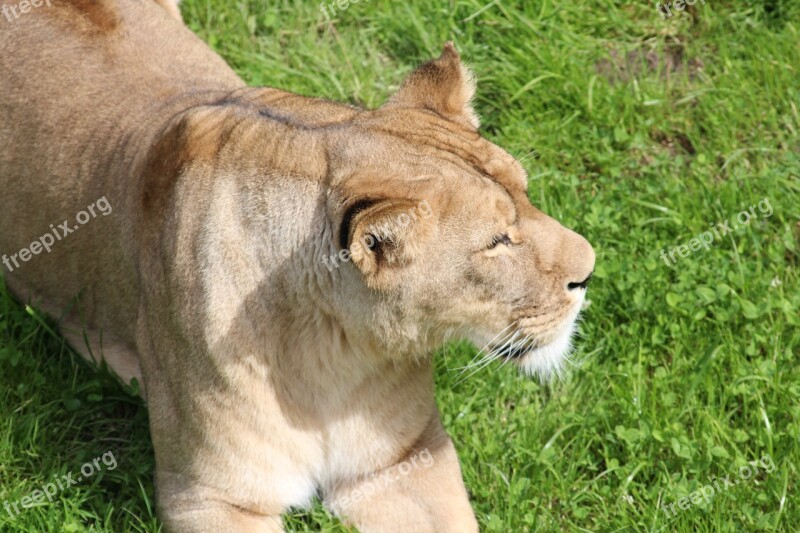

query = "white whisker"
[452,327,521,386]
[452,321,516,374]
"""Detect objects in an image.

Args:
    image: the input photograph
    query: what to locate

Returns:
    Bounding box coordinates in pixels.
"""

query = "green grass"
[2,0,799,531]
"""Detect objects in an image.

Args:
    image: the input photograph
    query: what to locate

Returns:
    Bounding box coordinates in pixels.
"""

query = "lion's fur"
[0,1,594,531]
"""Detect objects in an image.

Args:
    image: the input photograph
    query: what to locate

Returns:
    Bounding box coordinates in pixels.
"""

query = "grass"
[1,0,798,531]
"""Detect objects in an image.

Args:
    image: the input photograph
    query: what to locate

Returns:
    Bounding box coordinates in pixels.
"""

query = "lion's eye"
[488,233,512,249]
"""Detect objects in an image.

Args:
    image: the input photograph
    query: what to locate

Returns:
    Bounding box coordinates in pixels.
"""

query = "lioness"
[0,0,595,531]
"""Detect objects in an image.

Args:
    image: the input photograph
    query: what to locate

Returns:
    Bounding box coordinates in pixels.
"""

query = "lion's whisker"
[453,321,516,374]
[452,327,521,386]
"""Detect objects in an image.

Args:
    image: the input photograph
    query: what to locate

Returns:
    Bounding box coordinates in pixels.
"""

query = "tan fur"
[48,0,121,34]
[0,2,594,531]
[152,0,181,21]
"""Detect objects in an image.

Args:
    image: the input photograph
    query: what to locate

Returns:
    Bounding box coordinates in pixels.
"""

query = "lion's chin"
[515,321,577,382]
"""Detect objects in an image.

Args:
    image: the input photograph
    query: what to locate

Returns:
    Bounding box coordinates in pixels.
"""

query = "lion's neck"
[141,86,438,417]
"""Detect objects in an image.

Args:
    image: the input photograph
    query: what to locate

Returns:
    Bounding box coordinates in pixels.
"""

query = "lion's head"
[322,43,595,380]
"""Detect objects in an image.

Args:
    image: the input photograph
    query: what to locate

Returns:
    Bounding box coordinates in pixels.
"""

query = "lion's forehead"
[356,109,528,192]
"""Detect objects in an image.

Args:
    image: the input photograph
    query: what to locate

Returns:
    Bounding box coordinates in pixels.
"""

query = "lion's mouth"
[493,342,534,360]
[490,321,578,381]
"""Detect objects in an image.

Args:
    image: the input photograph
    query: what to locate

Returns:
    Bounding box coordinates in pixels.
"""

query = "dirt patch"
[650,130,696,157]
[595,45,704,84]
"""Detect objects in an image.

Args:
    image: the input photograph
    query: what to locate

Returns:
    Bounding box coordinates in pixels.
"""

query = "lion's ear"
[341,199,432,287]
[384,42,479,129]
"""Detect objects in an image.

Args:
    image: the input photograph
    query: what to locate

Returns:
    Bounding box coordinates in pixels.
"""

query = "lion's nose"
[567,272,593,290]
[561,231,595,293]
[520,210,595,292]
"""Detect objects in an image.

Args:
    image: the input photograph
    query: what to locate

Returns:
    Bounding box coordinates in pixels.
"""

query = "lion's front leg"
[155,470,286,533]
[135,310,302,533]
[326,419,478,533]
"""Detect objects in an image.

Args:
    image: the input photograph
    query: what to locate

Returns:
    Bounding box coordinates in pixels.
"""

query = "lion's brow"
[370,113,526,190]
